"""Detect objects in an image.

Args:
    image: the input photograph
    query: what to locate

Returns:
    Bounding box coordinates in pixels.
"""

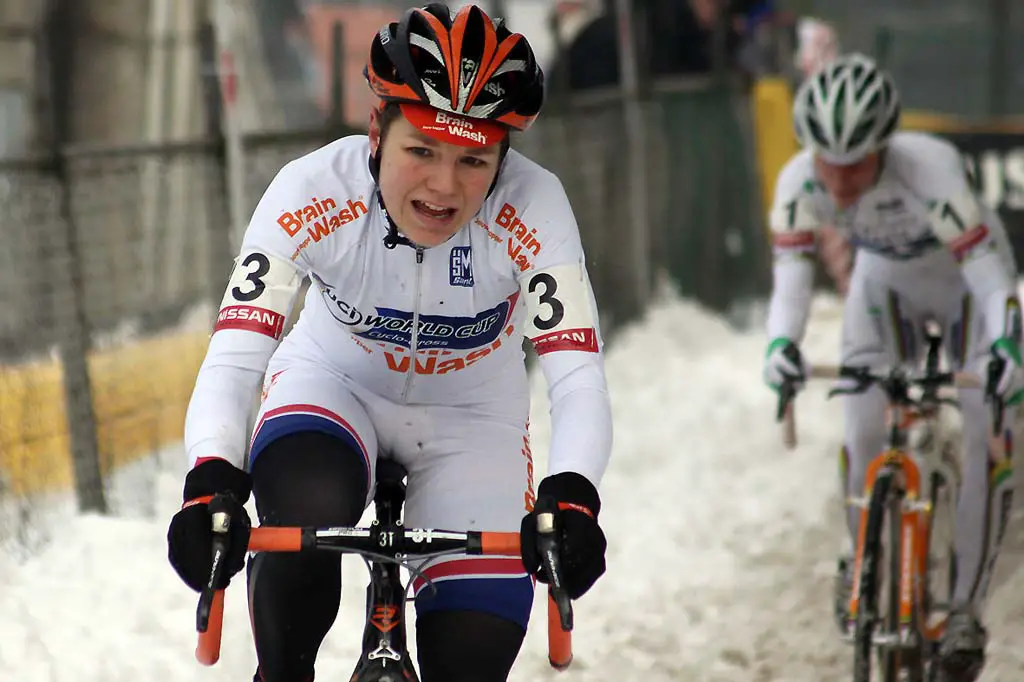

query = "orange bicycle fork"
[846,447,938,647]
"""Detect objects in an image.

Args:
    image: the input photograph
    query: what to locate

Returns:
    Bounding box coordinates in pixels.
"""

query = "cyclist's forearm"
[185,362,265,468]
[767,256,815,343]
[539,354,612,488]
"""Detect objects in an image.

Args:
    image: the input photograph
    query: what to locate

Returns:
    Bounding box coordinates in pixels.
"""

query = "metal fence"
[519,79,769,327]
[0,124,350,545]
[0,143,225,358]
[802,0,1024,118]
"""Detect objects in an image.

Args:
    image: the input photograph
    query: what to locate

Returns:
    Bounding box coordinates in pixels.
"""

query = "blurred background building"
[0,0,1022,538]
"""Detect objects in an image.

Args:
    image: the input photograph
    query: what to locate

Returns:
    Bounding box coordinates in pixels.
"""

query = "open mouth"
[412,199,457,222]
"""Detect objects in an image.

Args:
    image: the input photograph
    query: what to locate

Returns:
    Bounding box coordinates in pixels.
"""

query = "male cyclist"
[165,5,612,681]
[763,53,1019,681]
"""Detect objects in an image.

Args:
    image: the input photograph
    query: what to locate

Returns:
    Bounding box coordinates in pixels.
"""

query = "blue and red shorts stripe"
[249,403,372,491]
[412,557,534,630]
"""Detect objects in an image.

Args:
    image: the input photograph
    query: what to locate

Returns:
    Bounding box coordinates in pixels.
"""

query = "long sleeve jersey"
[184,136,613,487]
[766,131,1019,346]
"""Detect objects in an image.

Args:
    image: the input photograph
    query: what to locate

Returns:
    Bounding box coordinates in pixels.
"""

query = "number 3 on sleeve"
[214,250,303,340]
[522,264,600,355]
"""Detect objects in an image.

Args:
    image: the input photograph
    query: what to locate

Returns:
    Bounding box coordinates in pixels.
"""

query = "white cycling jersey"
[184,135,612,487]
[766,130,1018,345]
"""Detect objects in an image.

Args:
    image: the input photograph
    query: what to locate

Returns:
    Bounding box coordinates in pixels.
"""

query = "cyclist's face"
[814,152,881,210]
[371,113,502,247]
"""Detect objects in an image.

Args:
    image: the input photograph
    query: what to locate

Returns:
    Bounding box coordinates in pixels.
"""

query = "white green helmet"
[793,53,901,164]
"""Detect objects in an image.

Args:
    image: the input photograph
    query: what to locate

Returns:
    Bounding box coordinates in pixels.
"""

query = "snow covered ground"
[2,293,1023,682]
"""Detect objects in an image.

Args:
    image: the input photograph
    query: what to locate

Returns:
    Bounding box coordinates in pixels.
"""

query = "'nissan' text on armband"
[214,250,303,340]
[522,263,599,355]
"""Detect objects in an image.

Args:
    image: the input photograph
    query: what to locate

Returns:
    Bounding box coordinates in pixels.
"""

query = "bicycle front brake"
[775,380,795,422]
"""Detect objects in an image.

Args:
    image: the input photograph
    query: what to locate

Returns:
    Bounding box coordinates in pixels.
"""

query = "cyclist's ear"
[368,107,383,156]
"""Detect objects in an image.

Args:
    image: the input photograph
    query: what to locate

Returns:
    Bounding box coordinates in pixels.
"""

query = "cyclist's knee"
[843,390,887,460]
[957,388,989,438]
[842,382,886,422]
[250,429,369,527]
[416,609,525,682]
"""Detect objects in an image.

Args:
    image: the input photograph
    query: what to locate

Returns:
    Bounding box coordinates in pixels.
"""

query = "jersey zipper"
[401,246,425,401]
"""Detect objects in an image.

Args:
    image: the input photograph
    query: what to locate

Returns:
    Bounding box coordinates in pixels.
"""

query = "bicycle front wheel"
[853,469,892,682]
[879,483,904,682]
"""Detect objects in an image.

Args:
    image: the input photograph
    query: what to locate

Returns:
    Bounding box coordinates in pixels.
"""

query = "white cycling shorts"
[249,355,536,628]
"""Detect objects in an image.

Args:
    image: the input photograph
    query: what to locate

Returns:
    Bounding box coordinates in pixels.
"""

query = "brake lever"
[985,360,1006,435]
[826,384,875,399]
[826,386,853,399]
[775,381,795,423]
[197,494,233,633]
[533,495,573,632]
[992,395,1005,435]
[825,366,875,400]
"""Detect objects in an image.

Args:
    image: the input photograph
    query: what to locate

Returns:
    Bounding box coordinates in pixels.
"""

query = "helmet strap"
[367,147,382,185]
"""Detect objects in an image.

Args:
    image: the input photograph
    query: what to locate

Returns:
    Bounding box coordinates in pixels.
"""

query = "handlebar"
[775,363,1002,447]
[809,364,983,393]
[775,365,982,418]
[239,525,523,556]
[194,520,574,671]
[776,322,1007,445]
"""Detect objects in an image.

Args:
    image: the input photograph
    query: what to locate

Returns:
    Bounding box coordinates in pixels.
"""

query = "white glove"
[764,337,806,392]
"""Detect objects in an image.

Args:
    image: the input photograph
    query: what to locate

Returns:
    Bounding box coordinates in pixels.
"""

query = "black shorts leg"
[415,609,526,682]
[248,430,370,682]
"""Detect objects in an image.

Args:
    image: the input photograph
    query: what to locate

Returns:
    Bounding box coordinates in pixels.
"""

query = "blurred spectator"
[794,17,840,79]
[547,0,793,95]
[547,0,617,92]
[730,0,799,78]
[646,0,738,77]
[254,0,322,125]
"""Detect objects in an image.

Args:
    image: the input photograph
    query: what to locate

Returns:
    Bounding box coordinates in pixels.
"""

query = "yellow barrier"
[750,77,800,215]
[0,332,211,496]
[750,77,1024,219]
[900,112,1024,135]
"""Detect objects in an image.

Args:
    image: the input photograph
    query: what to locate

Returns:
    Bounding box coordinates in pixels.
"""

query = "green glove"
[764,337,805,392]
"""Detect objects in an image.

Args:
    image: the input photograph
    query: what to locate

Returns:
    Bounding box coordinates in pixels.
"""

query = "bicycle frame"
[192,461,574,678]
[351,461,421,680]
[805,362,984,682]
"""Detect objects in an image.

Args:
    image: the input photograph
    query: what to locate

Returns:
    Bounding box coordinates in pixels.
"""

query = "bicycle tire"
[351,663,417,682]
[854,468,893,682]
[879,483,903,682]
[921,464,956,682]
[900,493,935,682]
